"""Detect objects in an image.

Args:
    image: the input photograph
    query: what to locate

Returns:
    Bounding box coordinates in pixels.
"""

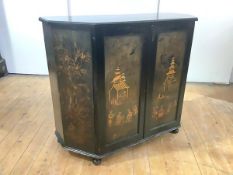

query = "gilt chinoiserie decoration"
[105,35,142,143]
[149,31,187,127]
[40,13,197,165]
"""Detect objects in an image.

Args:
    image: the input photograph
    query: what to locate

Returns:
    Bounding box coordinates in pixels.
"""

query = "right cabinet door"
[144,22,195,137]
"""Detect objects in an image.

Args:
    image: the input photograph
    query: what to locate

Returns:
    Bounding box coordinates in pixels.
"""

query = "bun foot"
[170,128,179,134]
[92,158,101,165]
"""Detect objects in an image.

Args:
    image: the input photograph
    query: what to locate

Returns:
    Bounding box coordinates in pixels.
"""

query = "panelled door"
[95,23,150,153]
[144,21,195,137]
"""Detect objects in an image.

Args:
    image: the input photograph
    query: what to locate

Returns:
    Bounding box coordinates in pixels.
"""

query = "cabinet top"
[39,13,197,25]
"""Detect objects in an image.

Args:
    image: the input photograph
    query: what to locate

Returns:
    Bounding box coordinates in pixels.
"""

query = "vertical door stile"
[143,23,158,138]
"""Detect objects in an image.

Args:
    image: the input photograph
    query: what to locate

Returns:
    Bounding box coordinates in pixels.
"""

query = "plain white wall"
[0,0,233,83]
[0,0,68,74]
[69,0,158,15]
[159,0,233,83]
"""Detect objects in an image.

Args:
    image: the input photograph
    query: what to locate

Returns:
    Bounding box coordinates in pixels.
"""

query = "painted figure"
[108,111,114,127]
[115,112,124,125]
[126,109,133,123]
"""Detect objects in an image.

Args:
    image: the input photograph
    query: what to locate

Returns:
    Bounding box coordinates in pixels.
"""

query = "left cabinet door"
[94,24,150,153]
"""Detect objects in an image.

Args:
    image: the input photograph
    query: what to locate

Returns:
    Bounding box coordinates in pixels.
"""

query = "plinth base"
[55,125,180,165]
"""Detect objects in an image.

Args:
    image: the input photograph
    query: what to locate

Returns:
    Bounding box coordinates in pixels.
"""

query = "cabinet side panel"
[104,35,142,144]
[42,24,64,141]
[149,31,187,128]
[51,28,95,152]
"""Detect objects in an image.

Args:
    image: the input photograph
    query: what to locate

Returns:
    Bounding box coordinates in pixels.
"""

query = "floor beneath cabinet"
[0,74,233,175]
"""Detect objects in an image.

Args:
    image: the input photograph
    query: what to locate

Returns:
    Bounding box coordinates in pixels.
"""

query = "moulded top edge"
[39,13,198,25]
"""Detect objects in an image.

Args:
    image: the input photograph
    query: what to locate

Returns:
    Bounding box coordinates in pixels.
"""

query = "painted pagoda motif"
[152,56,178,120]
[104,35,142,143]
[163,56,177,92]
[109,67,130,106]
[106,66,138,141]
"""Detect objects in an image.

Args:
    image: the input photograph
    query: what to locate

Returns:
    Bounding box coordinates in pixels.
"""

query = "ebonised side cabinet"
[40,13,197,165]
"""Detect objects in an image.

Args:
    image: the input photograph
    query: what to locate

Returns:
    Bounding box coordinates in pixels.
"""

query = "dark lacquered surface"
[53,29,95,152]
[40,15,197,161]
[104,35,143,144]
[39,13,197,25]
[149,31,187,128]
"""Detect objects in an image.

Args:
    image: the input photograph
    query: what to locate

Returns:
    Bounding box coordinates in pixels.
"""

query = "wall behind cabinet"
[0,0,68,74]
[0,0,233,83]
[160,0,233,84]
